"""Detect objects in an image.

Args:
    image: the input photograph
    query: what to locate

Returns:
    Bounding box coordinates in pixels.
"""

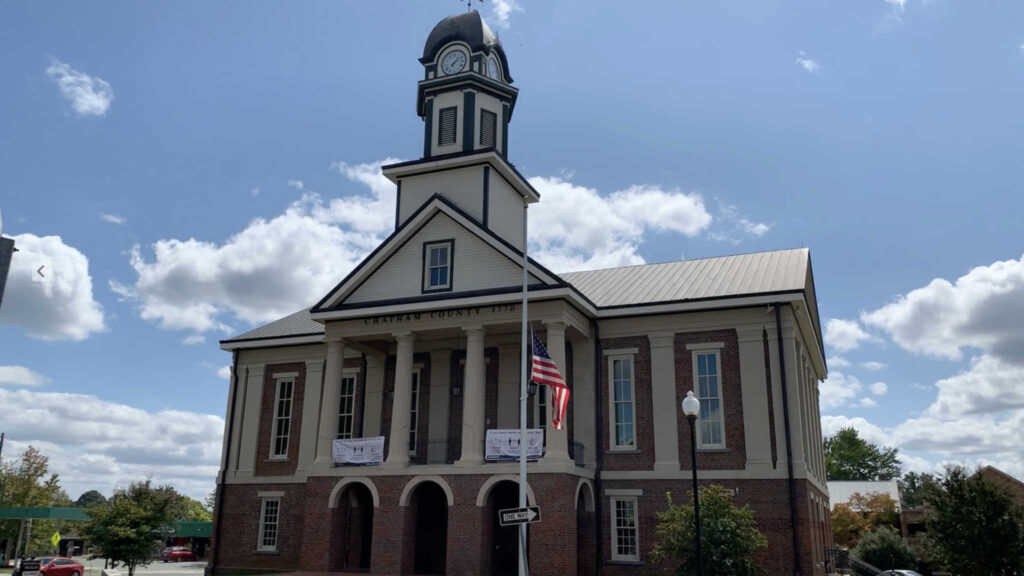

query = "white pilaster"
[297,358,324,472]
[237,365,265,476]
[737,327,773,472]
[362,355,386,436]
[496,344,520,429]
[385,332,415,466]
[541,322,570,462]
[649,333,680,472]
[457,326,486,465]
[314,339,346,465]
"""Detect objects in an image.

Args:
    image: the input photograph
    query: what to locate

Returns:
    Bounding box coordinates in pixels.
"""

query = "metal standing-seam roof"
[222,248,812,344]
[561,248,809,307]
[228,308,323,342]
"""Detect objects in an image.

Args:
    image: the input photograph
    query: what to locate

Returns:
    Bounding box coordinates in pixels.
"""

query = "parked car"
[160,546,196,562]
[13,557,84,576]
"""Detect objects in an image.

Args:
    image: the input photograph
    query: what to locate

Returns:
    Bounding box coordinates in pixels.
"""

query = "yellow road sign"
[51,531,61,547]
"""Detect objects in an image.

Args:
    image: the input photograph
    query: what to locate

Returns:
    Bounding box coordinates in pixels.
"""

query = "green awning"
[169,521,211,538]
[0,507,91,521]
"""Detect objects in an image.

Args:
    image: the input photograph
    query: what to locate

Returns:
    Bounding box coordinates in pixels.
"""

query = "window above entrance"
[423,240,454,293]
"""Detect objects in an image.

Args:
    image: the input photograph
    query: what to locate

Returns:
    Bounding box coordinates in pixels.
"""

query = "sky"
[1,0,1023,502]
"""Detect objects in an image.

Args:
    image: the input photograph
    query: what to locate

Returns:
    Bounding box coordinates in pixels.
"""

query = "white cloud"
[829,356,851,368]
[46,59,114,117]
[287,180,304,190]
[820,371,862,410]
[925,355,1024,418]
[182,334,205,345]
[0,233,106,340]
[251,187,260,197]
[528,176,711,272]
[100,212,126,225]
[709,201,771,244]
[796,52,820,74]
[862,254,1024,366]
[860,397,877,407]
[824,318,872,353]
[217,366,232,380]
[862,361,887,371]
[113,159,400,334]
[0,366,50,387]
[870,381,888,395]
[489,0,523,30]
[1019,43,1024,53]
[821,414,892,448]
[0,387,222,500]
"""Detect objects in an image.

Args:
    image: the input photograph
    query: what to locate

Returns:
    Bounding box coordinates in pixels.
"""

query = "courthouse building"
[211,11,830,576]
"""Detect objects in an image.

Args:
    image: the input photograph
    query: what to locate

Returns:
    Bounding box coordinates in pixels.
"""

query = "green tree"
[925,465,1024,576]
[824,427,901,481]
[852,525,916,571]
[83,480,173,576]
[898,472,938,509]
[75,490,108,508]
[0,446,67,559]
[651,485,768,576]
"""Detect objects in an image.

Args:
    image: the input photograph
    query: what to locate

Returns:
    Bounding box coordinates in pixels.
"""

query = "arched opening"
[337,483,374,572]
[411,482,448,575]
[488,480,523,576]
[575,485,595,576]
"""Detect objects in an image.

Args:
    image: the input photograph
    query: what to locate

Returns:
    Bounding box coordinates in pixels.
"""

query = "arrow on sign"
[499,506,541,526]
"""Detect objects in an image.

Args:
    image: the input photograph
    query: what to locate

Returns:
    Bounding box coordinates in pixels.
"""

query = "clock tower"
[417,11,518,158]
[382,10,537,247]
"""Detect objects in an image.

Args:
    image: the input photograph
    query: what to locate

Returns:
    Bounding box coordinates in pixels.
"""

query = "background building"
[211,11,829,576]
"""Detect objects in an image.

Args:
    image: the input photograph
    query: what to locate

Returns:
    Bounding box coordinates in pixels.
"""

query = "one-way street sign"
[499,506,541,526]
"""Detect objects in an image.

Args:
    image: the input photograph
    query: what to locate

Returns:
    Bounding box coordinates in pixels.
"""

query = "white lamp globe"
[681,390,700,418]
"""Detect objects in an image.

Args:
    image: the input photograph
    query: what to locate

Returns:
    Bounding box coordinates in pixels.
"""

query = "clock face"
[487,57,500,81]
[441,50,467,75]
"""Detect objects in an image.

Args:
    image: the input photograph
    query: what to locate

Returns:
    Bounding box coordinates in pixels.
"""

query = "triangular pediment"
[311,195,565,315]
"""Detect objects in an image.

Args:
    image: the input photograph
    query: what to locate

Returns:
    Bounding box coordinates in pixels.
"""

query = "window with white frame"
[610,497,639,561]
[694,350,725,448]
[270,379,294,459]
[423,240,453,292]
[408,370,421,454]
[336,374,357,439]
[609,355,636,449]
[258,498,280,551]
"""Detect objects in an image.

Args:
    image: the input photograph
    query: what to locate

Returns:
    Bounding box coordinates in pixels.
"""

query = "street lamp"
[682,390,703,576]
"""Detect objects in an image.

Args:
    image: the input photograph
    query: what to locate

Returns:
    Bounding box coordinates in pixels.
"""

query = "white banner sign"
[333,436,385,465]
[485,428,544,460]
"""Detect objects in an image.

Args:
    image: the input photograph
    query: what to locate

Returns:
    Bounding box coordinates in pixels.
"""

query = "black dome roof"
[421,11,500,63]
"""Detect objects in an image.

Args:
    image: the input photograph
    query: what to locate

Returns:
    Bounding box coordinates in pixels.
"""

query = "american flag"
[531,328,570,430]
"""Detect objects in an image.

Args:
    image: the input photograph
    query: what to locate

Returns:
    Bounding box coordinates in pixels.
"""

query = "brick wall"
[254,363,305,476]
[600,336,655,471]
[214,483,306,572]
[674,330,747,470]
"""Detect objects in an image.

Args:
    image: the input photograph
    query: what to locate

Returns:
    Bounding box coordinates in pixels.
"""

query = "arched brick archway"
[327,478,377,572]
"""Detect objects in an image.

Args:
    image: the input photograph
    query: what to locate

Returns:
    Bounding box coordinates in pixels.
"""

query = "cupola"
[416,11,518,159]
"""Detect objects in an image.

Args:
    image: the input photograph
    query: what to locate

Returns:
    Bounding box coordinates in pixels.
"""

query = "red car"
[160,546,196,562]
[15,557,84,576]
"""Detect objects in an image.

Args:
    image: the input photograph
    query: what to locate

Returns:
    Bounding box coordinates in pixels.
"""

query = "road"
[73,557,205,576]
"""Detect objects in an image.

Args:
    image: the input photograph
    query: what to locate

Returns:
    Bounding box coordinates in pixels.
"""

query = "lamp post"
[682,390,703,576]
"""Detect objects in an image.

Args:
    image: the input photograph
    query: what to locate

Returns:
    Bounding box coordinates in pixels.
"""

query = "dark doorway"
[490,481,523,576]
[341,484,374,571]
[412,483,448,575]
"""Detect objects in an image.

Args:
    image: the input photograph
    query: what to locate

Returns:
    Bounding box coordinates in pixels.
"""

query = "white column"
[457,326,486,465]
[385,331,415,466]
[314,339,346,465]
[541,322,570,462]
[297,358,324,472]
[237,365,265,476]
[737,327,773,472]
[649,333,680,472]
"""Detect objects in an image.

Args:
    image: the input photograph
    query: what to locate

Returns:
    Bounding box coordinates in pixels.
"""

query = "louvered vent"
[480,109,497,149]
[439,107,457,146]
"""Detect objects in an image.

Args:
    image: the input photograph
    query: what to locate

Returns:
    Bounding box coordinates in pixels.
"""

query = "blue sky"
[2,0,1023,501]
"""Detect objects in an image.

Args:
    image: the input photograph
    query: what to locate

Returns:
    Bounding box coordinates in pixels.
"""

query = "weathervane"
[464,0,482,12]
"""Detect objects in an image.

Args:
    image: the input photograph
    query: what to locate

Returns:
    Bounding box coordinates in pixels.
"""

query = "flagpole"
[518,200,530,576]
